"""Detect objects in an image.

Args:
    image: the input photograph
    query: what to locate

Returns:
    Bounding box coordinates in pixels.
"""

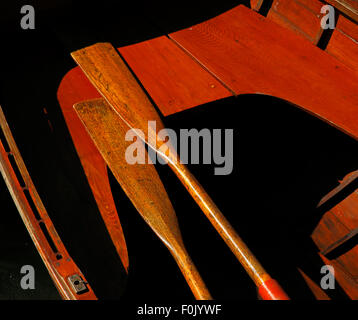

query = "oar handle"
[258,279,290,300]
[169,161,289,300]
[172,246,213,300]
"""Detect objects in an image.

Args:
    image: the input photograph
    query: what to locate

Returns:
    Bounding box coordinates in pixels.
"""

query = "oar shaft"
[172,247,212,300]
[170,161,289,300]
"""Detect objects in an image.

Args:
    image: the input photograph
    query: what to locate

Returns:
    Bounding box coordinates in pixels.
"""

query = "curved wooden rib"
[57,68,129,272]
[0,106,96,300]
[74,98,212,300]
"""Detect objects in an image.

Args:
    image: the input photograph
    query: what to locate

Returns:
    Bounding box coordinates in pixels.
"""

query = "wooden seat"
[169,5,358,140]
[118,36,232,116]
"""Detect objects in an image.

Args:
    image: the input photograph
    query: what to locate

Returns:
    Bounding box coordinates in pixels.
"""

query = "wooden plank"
[326,15,358,73]
[267,0,324,44]
[169,5,358,141]
[312,171,358,299]
[312,210,358,298]
[118,36,232,116]
[325,0,358,23]
[319,253,358,299]
[312,210,351,251]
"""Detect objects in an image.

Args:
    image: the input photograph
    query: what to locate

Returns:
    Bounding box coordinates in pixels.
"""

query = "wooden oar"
[74,98,212,300]
[71,42,289,300]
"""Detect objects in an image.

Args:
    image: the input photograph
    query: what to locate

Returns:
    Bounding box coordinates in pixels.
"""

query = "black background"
[0,0,357,301]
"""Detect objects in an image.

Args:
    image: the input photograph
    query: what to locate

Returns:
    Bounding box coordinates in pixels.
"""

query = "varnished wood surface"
[313,171,358,299]
[0,106,96,300]
[57,67,129,272]
[267,0,324,44]
[326,15,358,73]
[325,0,358,23]
[319,253,358,299]
[250,0,264,11]
[169,5,358,141]
[71,43,289,299]
[74,98,212,300]
[118,36,232,116]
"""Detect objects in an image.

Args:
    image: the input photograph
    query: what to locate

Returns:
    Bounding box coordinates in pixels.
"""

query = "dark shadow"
[326,233,358,260]
[258,0,274,17]
[158,93,358,299]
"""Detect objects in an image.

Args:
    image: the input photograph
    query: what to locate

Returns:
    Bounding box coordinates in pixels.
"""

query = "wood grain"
[0,106,96,300]
[325,0,358,23]
[57,67,129,272]
[313,172,358,299]
[326,15,358,73]
[118,36,232,116]
[250,0,264,11]
[267,0,324,44]
[74,98,212,300]
[169,5,358,141]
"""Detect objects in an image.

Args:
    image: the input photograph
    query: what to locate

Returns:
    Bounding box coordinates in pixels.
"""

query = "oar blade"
[71,43,165,136]
[73,98,183,248]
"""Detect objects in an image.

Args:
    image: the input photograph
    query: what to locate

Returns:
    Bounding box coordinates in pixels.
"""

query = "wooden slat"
[312,210,352,252]
[312,210,358,299]
[312,170,358,299]
[326,15,358,73]
[325,0,358,23]
[319,253,358,299]
[267,0,324,44]
[118,36,232,116]
[169,5,358,141]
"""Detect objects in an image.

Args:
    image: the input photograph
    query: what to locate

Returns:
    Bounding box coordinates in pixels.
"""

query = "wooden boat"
[56,0,358,299]
[2,0,358,299]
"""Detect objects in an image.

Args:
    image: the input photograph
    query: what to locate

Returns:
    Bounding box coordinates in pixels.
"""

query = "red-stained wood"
[267,0,324,44]
[169,5,358,141]
[326,15,358,73]
[325,0,358,23]
[57,67,129,272]
[297,268,331,300]
[250,0,264,11]
[118,36,232,116]
[313,216,358,300]
[0,106,96,300]
[312,172,358,299]
[319,253,358,299]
